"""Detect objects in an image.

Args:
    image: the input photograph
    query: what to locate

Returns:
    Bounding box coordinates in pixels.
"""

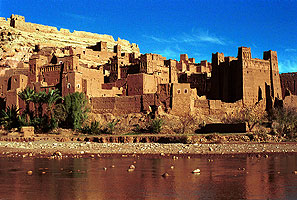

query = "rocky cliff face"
[0,14,140,68]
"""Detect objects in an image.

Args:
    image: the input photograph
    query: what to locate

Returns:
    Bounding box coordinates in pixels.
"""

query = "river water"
[0,154,296,200]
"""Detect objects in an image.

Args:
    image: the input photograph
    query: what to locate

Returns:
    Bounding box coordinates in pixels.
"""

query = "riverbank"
[0,140,296,157]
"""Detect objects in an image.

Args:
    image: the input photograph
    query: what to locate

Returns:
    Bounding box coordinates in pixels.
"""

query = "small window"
[77,84,80,88]
[67,83,71,88]
[177,89,181,94]
[184,89,188,94]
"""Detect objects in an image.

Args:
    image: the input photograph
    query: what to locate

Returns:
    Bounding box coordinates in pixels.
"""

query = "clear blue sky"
[0,0,296,73]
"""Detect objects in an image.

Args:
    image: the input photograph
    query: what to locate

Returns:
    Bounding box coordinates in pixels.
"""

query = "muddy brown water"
[0,154,296,200]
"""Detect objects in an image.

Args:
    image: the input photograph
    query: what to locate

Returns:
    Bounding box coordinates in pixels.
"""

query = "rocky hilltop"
[0,14,139,68]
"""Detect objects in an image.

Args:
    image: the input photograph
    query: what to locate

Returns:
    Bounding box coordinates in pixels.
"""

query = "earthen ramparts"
[0,14,139,59]
[90,94,157,115]
[10,16,115,42]
[194,99,243,116]
[91,96,142,115]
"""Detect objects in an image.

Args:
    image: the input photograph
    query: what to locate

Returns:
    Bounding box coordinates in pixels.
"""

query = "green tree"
[44,89,62,129]
[45,89,62,120]
[18,87,35,121]
[33,90,47,118]
[63,92,89,130]
[53,103,67,126]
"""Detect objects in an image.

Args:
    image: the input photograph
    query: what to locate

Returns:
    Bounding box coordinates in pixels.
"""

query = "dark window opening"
[258,87,263,102]
[7,77,11,91]
[50,55,57,64]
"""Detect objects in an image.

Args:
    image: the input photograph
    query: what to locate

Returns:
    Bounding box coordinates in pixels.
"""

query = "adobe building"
[280,72,297,109]
[280,72,297,98]
[1,14,296,118]
[209,47,282,110]
[0,45,290,117]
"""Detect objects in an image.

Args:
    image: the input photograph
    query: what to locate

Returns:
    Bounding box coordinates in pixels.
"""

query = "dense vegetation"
[0,88,89,133]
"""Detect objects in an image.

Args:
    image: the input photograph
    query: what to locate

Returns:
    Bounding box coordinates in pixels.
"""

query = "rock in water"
[192,169,201,173]
[129,164,136,169]
[128,164,136,172]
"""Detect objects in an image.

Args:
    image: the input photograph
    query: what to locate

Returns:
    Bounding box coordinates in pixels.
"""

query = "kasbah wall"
[0,14,297,120]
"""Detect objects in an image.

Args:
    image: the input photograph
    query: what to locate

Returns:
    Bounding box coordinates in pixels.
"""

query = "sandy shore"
[0,140,296,157]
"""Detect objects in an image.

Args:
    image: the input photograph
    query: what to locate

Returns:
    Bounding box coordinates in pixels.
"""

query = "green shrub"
[147,118,163,133]
[80,121,101,135]
[102,119,119,134]
[0,105,22,130]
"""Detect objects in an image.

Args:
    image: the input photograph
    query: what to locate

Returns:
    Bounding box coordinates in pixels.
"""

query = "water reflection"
[0,154,296,200]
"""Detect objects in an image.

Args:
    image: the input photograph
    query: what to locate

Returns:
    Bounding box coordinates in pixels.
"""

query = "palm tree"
[32,90,47,118]
[18,87,35,122]
[31,92,39,117]
[45,89,62,121]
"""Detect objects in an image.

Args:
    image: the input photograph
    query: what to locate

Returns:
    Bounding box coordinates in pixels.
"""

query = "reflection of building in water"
[84,158,178,199]
[245,157,286,199]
